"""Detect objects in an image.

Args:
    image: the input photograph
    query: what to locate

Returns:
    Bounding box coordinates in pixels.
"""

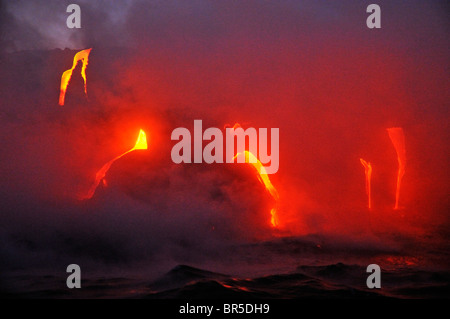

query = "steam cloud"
[0,0,449,275]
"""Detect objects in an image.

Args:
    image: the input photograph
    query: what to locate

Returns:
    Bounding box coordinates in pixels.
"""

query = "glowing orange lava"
[387,127,406,210]
[359,158,372,209]
[224,123,243,130]
[234,150,280,227]
[82,129,147,200]
[59,48,92,105]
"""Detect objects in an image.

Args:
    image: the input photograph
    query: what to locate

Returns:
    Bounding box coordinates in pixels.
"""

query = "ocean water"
[1,234,449,299]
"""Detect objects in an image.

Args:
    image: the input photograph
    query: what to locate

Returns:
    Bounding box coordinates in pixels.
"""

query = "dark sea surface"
[1,234,449,299]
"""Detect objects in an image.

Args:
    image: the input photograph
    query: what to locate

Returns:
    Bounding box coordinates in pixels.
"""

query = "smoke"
[0,0,136,52]
[0,0,449,275]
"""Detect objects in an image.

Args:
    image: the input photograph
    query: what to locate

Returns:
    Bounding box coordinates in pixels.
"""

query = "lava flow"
[234,151,280,227]
[359,158,372,209]
[59,48,92,105]
[387,127,406,210]
[82,129,148,200]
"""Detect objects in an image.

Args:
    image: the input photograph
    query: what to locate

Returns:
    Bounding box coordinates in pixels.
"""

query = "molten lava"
[59,48,92,105]
[387,127,406,210]
[234,151,280,227]
[224,123,243,130]
[359,158,372,209]
[82,129,147,200]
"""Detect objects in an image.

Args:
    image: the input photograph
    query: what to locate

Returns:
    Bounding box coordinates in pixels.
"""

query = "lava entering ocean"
[359,158,372,209]
[59,48,92,105]
[82,129,148,200]
[387,127,406,210]
[234,151,280,227]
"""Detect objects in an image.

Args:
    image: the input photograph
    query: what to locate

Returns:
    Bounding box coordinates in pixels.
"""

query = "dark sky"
[0,1,448,271]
